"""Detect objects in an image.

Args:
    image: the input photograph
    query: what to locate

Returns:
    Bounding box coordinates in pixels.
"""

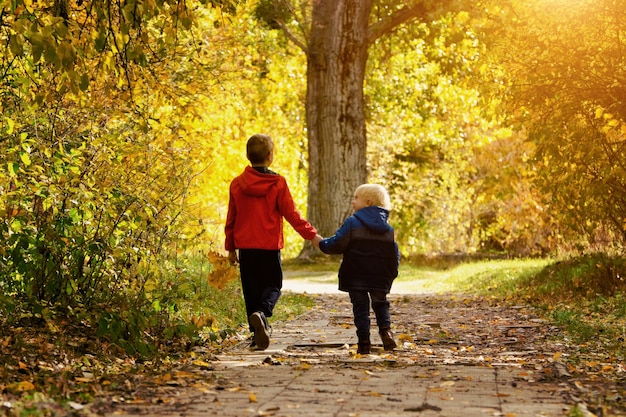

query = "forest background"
[2,0,626,359]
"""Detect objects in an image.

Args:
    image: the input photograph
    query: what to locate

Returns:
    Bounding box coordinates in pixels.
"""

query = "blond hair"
[355,184,392,210]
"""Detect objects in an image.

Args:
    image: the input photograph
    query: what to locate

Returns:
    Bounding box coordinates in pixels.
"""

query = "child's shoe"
[379,328,397,351]
[357,340,371,354]
[249,311,270,350]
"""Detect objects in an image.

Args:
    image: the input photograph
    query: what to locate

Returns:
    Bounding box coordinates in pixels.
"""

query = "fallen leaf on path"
[398,333,413,342]
[8,381,35,392]
[574,381,588,392]
[192,359,212,369]
[67,401,84,410]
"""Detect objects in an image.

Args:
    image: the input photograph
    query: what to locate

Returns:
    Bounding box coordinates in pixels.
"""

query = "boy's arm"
[277,179,318,240]
[312,234,323,249]
[228,250,238,265]
[224,187,237,252]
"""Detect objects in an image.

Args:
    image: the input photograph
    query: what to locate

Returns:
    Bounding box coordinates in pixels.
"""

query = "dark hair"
[246,134,274,164]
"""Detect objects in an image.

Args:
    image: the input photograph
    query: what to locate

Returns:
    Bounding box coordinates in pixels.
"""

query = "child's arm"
[319,219,353,254]
[228,250,238,265]
[277,179,318,240]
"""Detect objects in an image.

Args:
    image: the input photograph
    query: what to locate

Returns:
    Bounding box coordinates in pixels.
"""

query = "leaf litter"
[1,293,624,416]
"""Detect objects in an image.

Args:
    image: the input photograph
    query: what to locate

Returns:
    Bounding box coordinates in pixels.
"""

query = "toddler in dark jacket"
[318,184,400,354]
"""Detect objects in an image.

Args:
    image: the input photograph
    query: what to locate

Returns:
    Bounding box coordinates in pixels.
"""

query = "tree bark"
[305,0,371,245]
[288,0,458,258]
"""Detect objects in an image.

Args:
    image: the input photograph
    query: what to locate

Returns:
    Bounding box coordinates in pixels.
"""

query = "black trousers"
[349,290,391,342]
[238,249,282,331]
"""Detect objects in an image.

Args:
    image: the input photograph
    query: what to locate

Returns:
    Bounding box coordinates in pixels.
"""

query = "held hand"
[311,234,323,249]
[228,250,239,265]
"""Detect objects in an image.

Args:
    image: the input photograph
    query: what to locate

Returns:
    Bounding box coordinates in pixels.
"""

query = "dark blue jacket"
[319,206,400,293]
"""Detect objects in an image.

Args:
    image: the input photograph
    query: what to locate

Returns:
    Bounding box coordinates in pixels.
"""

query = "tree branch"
[367,0,455,46]
[272,1,309,55]
[276,18,308,53]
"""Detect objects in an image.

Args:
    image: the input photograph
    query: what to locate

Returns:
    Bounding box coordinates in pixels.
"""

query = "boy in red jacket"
[225,134,322,350]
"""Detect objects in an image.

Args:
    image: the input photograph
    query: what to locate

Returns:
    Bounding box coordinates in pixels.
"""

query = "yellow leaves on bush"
[206,251,238,289]
[191,313,217,330]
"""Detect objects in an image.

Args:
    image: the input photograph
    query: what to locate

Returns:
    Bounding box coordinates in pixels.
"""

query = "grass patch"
[273,292,316,322]
[284,254,551,294]
[393,257,551,294]
[171,253,316,335]
[453,253,626,358]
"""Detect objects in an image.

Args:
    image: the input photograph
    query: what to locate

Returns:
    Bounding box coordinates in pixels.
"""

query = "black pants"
[238,249,282,331]
[349,290,391,342]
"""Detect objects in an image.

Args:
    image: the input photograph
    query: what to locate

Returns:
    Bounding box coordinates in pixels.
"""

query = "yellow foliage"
[206,251,238,289]
[191,313,217,330]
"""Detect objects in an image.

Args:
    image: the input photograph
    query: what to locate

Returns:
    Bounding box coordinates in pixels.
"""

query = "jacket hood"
[353,206,392,234]
[236,166,280,197]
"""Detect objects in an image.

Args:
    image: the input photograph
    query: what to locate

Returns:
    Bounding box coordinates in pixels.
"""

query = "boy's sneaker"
[249,311,270,350]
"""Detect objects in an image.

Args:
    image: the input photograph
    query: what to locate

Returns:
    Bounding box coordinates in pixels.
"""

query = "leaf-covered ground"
[2,293,625,416]
[388,294,626,416]
[0,312,237,416]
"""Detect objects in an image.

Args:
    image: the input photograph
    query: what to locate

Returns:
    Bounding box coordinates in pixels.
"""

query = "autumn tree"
[0,0,239,324]
[255,0,472,251]
[494,0,626,252]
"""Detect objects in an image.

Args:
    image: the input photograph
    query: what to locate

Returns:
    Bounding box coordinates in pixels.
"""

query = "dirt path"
[98,291,625,417]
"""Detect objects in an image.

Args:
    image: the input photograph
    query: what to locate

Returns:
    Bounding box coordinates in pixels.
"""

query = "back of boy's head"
[356,184,392,210]
[247,134,274,164]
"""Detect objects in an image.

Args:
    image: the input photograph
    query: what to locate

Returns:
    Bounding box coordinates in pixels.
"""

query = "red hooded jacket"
[225,166,317,251]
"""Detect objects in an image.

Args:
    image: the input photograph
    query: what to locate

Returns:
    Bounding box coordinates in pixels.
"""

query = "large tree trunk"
[286,0,456,258]
[304,0,371,248]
